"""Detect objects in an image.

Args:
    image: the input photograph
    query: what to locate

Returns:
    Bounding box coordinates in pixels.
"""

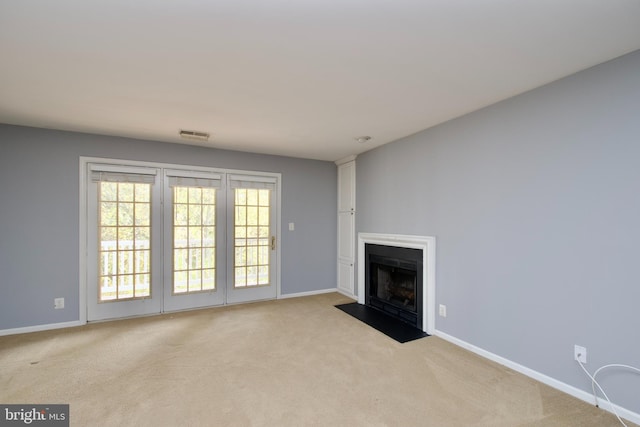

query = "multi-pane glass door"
[162,171,224,311]
[226,175,277,304]
[87,165,162,321]
[85,162,278,321]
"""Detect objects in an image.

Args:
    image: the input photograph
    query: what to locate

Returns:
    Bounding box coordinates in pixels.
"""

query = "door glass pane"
[234,189,270,288]
[98,182,151,302]
[173,187,216,294]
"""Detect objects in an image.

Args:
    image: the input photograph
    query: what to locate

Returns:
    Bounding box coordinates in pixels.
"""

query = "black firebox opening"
[365,244,423,329]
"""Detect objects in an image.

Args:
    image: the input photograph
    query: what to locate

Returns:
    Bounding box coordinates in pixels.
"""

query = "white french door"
[226,175,277,304]
[162,170,226,312]
[86,164,163,321]
[84,160,279,321]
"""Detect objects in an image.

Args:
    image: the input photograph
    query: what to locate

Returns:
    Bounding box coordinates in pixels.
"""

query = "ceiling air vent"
[179,129,210,141]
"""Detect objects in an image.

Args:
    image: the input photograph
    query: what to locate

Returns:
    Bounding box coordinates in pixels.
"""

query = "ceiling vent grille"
[179,129,210,141]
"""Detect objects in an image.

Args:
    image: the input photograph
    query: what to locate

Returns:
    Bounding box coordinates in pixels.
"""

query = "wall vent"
[179,129,210,141]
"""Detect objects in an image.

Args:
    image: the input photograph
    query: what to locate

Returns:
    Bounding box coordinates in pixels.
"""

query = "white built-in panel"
[338,211,355,260]
[336,157,356,296]
[337,161,355,212]
[338,260,354,295]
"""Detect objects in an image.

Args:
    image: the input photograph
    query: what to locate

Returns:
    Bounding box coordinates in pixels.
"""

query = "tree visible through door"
[172,186,217,294]
[234,188,271,288]
[98,181,151,301]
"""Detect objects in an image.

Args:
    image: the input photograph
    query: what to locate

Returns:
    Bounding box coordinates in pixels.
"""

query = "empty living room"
[1,1,639,426]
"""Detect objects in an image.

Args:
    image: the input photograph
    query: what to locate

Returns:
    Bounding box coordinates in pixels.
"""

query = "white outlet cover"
[438,304,446,317]
[574,345,587,363]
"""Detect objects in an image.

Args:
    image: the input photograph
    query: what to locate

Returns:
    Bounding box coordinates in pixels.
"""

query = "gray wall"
[0,125,337,329]
[357,50,640,413]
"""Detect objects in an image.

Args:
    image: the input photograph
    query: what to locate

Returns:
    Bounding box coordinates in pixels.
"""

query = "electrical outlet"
[574,345,587,363]
[288,222,295,231]
[438,304,447,317]
[54,298,64,309]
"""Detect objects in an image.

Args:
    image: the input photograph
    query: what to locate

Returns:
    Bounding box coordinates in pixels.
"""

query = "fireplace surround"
[358,233,436,334]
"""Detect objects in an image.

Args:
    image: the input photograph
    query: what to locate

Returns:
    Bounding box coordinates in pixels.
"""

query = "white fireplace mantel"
[358,232,436,335]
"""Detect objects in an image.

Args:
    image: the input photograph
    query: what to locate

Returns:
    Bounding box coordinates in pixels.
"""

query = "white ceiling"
[1,1,639,162]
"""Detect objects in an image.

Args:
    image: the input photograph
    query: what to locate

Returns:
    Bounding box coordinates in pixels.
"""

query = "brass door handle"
[271,236,276,250]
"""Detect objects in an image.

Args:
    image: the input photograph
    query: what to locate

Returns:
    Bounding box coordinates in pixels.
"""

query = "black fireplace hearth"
[335,302,428,343]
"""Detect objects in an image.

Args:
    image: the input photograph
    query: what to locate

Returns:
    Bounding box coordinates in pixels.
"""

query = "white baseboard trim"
[434,330,640,426]
[0,320,84,337]
[336,288,356,299]
[1,290,340,335]
[278,288,338,299]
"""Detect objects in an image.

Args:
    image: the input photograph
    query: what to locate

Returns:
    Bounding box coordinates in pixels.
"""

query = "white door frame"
[85,163,163,321]
[79,156,282,324]
[225,175,279,304]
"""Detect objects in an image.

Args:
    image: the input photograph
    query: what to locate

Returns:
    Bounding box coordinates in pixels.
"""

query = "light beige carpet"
[0,293,633,426]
